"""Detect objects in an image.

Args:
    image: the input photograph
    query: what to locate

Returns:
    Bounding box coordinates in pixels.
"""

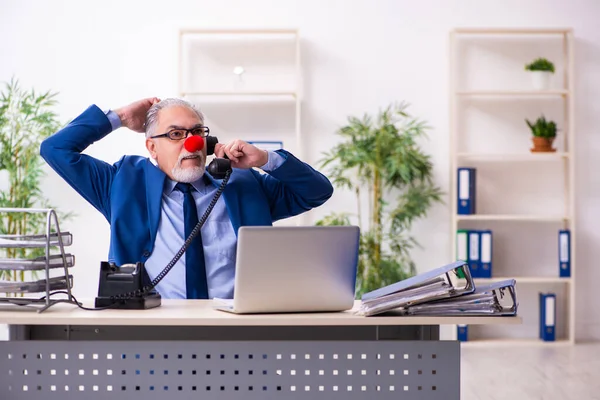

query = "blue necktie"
[175,182,209,299]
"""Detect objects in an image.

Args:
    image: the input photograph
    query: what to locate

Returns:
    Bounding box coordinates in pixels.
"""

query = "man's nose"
[184,135,204,153]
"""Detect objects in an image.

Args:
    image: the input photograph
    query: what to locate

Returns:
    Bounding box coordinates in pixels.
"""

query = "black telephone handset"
[206,136,232,179]
[95,136,232,309]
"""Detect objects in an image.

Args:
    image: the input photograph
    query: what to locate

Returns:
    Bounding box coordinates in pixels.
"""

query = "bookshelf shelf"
[182,92,297,99]
[178,29,297,38]
[450,27,575,345]
[461,338,572,348]
[453,28,572,35]
[178,29,303,226]
[456,215,568,222]
[456,152,569,161]
[456,90,569,96]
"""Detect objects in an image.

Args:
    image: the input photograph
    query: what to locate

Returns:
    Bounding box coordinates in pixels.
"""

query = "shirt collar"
[164,174,210,196]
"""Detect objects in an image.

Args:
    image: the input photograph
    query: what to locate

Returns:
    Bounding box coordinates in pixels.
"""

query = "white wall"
[0,0,599,341]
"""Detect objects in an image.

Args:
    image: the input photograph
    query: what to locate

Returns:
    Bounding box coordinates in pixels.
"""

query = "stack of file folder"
[357,260,518,317]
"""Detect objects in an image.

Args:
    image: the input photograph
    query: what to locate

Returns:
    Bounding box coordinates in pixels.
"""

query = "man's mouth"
[177,153,203,168]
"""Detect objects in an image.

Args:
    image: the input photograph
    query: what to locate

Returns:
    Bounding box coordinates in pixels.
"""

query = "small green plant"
[525,58,555,73]
[525,115,557,138]
[316,102,443,297]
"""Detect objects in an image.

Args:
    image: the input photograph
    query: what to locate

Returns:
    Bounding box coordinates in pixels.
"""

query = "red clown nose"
[184,135,204,153]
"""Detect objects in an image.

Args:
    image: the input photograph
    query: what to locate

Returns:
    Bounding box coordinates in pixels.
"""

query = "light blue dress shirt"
[105,110,284,299]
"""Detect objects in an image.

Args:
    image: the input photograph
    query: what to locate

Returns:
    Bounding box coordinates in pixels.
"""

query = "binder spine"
[559,230,571,278]
[539,293,556,341]
[479,230,492,278]
[468,230,481,278]
[456,230,469,278]
[457,167,476,215]
[457,324,468,341]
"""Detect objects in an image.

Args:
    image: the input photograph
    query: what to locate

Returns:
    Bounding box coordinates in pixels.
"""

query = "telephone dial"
[94,135,231,309]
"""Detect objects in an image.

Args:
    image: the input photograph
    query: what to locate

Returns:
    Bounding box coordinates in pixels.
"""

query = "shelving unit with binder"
[178,29,304,226]
[449,28,575,345]
[0,208,76,312]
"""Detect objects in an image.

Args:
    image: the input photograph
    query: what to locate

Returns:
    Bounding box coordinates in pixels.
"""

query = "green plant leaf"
[0,77,74,285]
[318,102,444,295]
[525,114,558,138]
[314,212,353,227]
[525,57,555,73]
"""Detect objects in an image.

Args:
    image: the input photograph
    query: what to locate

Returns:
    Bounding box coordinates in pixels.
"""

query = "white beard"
[171,151,206,183]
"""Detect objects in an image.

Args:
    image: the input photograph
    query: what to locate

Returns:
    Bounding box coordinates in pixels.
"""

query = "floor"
[461,342,600,400]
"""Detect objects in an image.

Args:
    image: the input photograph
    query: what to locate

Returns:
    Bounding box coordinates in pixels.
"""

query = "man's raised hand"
[114,97,160,133]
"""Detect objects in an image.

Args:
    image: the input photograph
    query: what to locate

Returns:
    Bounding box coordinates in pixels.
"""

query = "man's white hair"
[145,98,204,138]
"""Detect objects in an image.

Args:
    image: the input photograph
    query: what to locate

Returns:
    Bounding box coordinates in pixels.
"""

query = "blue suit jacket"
[40,105,334,267]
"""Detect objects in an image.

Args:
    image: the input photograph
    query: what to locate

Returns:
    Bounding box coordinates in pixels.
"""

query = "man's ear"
[146,138,158,159]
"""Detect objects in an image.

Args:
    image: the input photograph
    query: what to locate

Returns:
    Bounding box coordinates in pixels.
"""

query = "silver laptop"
[213,225,360,314]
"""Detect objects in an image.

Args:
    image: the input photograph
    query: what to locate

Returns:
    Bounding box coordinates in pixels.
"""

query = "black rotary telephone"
[94,136,232,310]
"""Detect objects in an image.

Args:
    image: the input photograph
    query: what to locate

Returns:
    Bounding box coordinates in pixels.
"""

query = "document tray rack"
[0,208,76,312]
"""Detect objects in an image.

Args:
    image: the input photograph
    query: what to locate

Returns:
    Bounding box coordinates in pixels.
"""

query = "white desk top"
[0,300,522,327]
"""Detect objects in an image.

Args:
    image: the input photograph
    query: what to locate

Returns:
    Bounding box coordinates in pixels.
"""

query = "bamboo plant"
[0,78,68,283]
[316,102,443,296]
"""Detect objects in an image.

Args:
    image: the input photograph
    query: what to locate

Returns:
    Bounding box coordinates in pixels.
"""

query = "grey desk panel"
[0,340,459,400]
[10,324,439,341]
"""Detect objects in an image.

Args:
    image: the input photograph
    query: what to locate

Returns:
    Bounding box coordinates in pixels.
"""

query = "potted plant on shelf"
[315,102,443,297]
[525,57,555,90]
[526,115,557,153]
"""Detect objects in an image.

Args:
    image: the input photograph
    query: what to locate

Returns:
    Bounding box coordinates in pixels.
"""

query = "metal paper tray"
[0,275,72,293]
[0,254,75,270]
[0,232,73,248]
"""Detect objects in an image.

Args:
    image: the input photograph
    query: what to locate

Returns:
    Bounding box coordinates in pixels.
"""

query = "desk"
[0,300,520,399]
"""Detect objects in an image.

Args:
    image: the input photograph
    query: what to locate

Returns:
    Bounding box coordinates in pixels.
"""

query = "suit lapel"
[145,160,167,246]
[204,172,242,235]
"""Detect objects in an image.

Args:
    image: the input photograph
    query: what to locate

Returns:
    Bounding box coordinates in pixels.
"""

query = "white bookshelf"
[456,152,569,161]
[462,338,572,348]
[449,28,575,345]
[178,29,304,226]
[456,215,569,222]
[456,90,569,96]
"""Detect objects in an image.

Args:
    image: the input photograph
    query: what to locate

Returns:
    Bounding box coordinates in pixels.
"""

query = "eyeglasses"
[150,126,210,141]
